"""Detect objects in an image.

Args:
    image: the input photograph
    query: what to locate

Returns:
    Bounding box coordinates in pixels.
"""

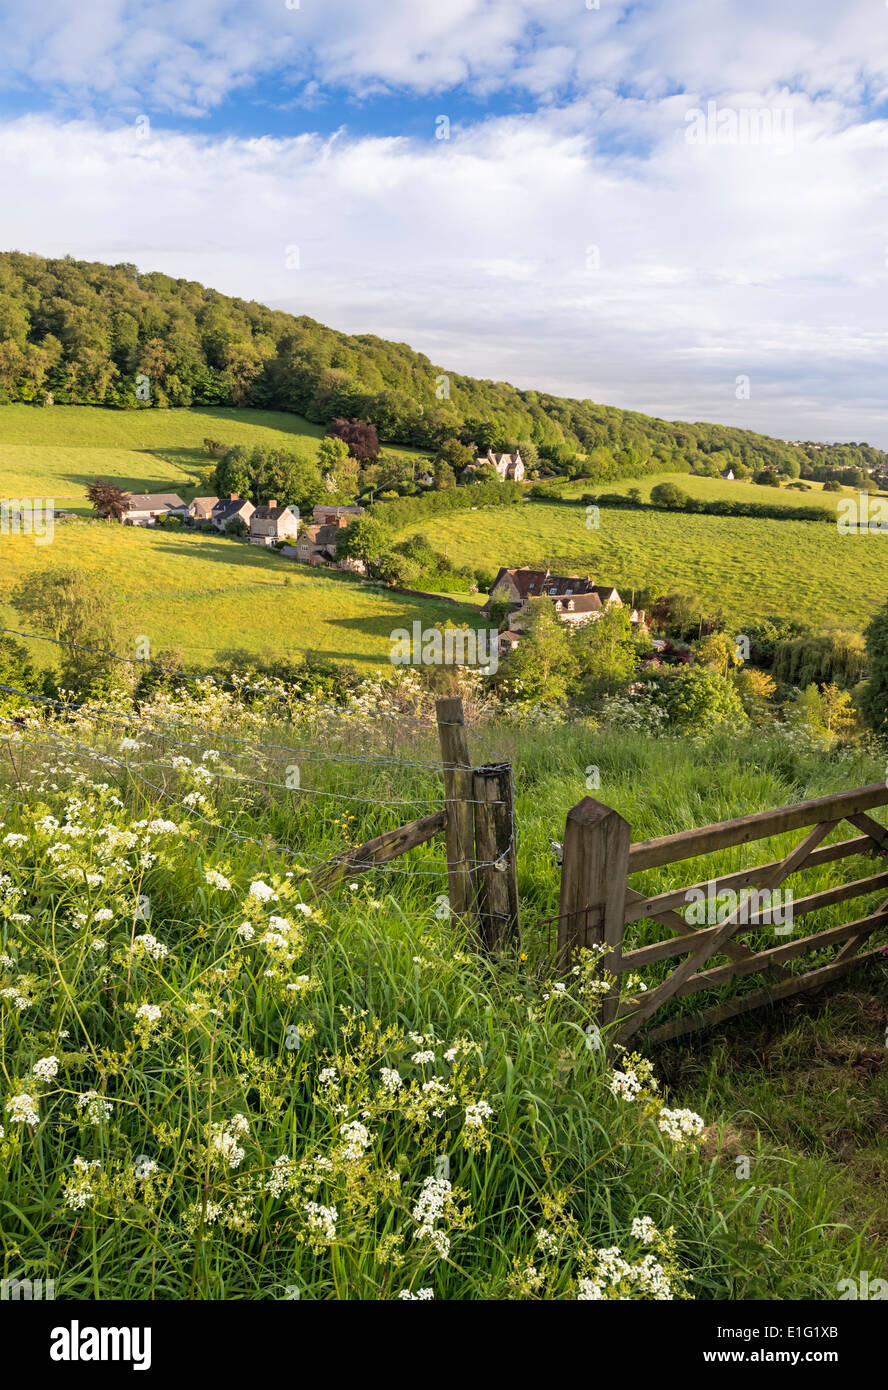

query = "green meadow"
[553,470,862,513]
[2,403,886,653]
[0,522,478,670]
[397,498,888,629]
[0,404,421,511]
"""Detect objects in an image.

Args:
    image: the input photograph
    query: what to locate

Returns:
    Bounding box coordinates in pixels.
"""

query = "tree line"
[1,251,884,484]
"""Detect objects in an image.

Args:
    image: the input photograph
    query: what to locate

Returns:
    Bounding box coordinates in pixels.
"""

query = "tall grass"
[0,701,884,1298]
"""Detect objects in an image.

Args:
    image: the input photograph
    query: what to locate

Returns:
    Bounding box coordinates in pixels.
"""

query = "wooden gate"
[556,783,888,1043]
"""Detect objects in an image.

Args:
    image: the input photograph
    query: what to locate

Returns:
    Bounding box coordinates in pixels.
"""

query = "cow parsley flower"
[64,1157,101,1209]
[536,1228,559,1255]
[464,1100,493,1128]
[131,934,168,961]
[657,1108,705,1146]
[412,1176,453,1259]
[0,987,31,1011]
[146,819,179,835]
[32,1056,59,1081]
[304,1202,337,1243]
[631,1216,659,1244]
[609,1069,643,1101]
[339,1120,371,1160]
[210,1113,250,1169]
[6,1093,39,1125]
[248,880,277,902]
[204,869,231,890]
[77,1090,113,1124]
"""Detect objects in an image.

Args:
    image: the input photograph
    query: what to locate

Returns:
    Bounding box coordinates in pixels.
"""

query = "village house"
[121,493,186,525]
[211,495,255,533]
[482,566,646,654]
[186,496,219,523]
[249,500,300,547]
[465,448,526,483]
[286,515,366,572]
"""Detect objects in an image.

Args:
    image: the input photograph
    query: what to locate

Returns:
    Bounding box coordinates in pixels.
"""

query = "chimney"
[268,499,278,509]
[229,493,239,501]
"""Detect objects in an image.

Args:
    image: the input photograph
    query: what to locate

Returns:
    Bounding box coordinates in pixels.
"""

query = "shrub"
[640,666,746,731]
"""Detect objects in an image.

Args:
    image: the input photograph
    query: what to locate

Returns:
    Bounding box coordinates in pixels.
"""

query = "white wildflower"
[304,1202,337,1242]
[248,880,277,902]
[77,1090,113,1125]
[6,1093,39,1125]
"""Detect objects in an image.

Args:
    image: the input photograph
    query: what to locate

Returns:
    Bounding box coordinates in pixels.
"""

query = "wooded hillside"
[1,251,884,481]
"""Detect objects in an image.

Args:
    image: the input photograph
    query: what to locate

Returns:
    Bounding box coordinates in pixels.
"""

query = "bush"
[650,482,690,509]
[640,666,746,731]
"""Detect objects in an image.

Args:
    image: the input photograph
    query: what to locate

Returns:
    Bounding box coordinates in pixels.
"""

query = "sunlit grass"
[0,701,885,1298]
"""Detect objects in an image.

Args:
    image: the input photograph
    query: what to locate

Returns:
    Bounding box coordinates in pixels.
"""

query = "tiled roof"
[252,505,296,521]
[125,493,186,511]
[213,498,253,522]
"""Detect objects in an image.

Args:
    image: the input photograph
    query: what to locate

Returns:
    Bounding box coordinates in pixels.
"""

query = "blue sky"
[0,0,887,444]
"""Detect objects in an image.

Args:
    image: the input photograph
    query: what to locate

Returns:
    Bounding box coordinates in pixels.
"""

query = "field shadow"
[56,447,208,497]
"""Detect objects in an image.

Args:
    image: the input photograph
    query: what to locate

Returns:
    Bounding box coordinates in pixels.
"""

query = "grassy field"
[0,404,423,511]
[0,522,480,670]
[398,498,888,629]
[3,403,886,652]
[0,699,884,1300]
[552,470,865,513]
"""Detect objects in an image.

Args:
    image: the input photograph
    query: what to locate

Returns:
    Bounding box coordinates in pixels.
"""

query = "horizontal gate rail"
[622,835,882,923]
[627,782,888,872]
[556,782,888,1047]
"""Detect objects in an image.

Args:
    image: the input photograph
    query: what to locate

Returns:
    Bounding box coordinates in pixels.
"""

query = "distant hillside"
[0,250,884,483]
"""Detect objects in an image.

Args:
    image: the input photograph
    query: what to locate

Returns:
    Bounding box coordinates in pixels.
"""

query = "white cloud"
[3,0,888,114]
[1,1,888,442]
[1,98,887,442]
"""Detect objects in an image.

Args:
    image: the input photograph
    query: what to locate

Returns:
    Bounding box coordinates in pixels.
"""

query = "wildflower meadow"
[1,670,883,1302]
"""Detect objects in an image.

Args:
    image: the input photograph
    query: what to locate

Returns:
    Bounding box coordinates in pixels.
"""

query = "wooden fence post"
[436,696,476,924]
[557,796,631,1028]
[472,761,520,951]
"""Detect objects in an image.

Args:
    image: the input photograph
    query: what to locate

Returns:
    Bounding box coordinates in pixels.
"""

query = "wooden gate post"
[436,696,476,924]
[472,761,520,951]
[557,796,631,1027]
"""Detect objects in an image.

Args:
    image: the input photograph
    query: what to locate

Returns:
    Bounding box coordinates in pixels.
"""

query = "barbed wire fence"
[0,627,527,947]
